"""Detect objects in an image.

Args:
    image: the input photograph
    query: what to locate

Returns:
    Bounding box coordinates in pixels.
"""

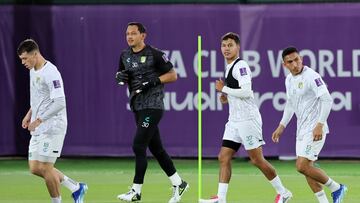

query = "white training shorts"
[28,133,65,163]
[222,119,265,150]
[296,133,327,161]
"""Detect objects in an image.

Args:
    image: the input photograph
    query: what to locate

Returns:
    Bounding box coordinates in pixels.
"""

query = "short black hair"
[17,39,39,55]
[127,22,146,33]
[282,46,298,60]
[221,32,240,45]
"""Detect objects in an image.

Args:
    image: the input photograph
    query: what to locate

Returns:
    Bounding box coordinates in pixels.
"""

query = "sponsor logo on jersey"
[314,78,323,87]
[53,80,61,88]
[140,56,147,63]
[240,67,247,76]
[162,53,169,63]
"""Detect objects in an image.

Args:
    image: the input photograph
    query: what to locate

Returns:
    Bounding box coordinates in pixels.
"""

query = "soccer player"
[115,22,188,203]
[199,32,292,203]
[18,39,88,203]
[272,46,347,203]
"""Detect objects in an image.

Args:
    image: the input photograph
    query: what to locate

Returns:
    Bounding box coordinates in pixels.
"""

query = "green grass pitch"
[0,158,359,202]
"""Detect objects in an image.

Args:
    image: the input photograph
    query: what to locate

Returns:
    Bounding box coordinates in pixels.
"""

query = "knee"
[29,166,39,175]
[296,162,308,174]
[29,165,44,176]
[149,147,165,157]
[250,156,263,166]
[132,143,146,156]
[250,156,265,167]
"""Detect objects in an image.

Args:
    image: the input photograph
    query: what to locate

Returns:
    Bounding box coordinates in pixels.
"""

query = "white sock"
[169,172,182,186]
[217,183,228,200]
[315,190,329,203]
[324,178,340,192]
[132,184,142,194]
[269,176,286,194]
[61,175,80,193]
[51,196,61,203]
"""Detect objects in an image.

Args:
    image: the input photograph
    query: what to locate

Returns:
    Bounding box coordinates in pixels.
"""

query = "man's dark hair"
[127,22,147,33]
[221,32,240,45]
[17,39,39,55]
[282,46,298,60]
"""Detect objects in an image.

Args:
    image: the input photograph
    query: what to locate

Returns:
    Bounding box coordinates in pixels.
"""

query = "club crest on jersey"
[36,77,41,83]
[314,78,323,87]
[140,56,147,63]
[53,80,61,88]
[239,67,247,76]
[298,82,303,89]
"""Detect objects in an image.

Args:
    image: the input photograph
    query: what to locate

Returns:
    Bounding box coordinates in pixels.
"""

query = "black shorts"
[222,139,241,152]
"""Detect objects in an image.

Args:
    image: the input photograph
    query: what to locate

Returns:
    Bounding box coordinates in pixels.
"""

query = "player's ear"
[142,33,147,40]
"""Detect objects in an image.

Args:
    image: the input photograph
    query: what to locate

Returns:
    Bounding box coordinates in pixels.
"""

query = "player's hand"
[21,115,31,129]
[215,78,225,92]
[27,118,42,131]
[133,77,161,94]
[115,70,129,85]
[313,123,324,141]
[272,124,285,143]
[220,93,228,104]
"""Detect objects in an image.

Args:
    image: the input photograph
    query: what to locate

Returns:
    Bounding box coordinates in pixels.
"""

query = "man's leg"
[296,133,347,203]
[305,175,329,203]
[148,112,189,203]
[296,157,330,184]
[29,158,87,203]
[217,146,237,201]
[247,147,276,180]
[56,169,79,192]
[132,129,150,186]
[199,121,240,203]
[118,109,162,202]
[296,157,343,199]
[247,147,292,202]
[55,168,88,203]
[198,145,238,203]
[295,133,341,192]
[29,160,62,202]
[241,117,291,201]
[303,168,324,193]
[148,127,177,181]
[132,109,163,185]
[296,158,335,203]
[218,146,236,183]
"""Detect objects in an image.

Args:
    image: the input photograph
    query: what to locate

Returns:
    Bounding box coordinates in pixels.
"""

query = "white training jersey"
[29,61,67,135]
[225,59,261,122]
[285,66,329,139]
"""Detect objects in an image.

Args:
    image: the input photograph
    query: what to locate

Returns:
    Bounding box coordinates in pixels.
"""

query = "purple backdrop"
[1,4,359,157]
